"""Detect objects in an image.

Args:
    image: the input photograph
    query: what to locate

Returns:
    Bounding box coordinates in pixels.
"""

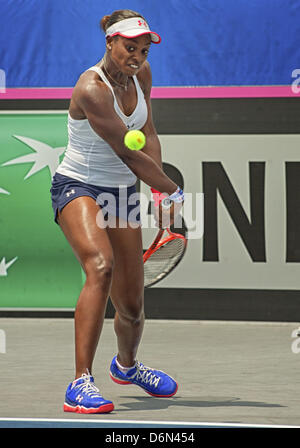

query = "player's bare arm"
[74,74,177,195]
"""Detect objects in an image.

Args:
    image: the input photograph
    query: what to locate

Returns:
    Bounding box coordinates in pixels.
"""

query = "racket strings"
[144,238,186,287]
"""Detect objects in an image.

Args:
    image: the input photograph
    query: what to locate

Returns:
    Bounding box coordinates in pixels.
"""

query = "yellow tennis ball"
[124,130,146,151]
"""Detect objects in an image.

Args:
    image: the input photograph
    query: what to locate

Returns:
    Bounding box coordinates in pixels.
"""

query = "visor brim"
[110,30,161,44]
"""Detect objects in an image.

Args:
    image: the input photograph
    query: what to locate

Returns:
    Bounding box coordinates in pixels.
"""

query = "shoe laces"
[73,373,102,398]
[130,362,161,388]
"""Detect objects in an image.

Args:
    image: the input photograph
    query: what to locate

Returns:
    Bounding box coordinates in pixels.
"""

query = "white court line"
[0,417,299,428]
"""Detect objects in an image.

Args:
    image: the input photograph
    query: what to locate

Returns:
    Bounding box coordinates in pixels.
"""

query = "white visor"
[105,17,161,44]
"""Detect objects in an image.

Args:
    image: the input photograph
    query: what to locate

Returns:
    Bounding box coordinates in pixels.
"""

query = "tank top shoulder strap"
[86,66,115,96]
[87,66,143,100]
[132,74,144,100]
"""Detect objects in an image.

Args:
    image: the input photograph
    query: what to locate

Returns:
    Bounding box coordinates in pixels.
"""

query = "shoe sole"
[109,371,178,398]
[63,402,114,414]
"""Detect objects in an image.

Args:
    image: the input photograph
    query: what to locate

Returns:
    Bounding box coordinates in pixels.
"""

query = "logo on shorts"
[66,189,75,197]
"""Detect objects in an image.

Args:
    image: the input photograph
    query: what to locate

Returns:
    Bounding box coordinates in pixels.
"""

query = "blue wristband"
[169,187,184,203]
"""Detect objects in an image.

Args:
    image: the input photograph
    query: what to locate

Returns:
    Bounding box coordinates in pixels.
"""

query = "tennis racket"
[143,228,187,288]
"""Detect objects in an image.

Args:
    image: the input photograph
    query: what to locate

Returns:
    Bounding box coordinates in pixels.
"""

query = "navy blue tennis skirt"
[50,172,141,225]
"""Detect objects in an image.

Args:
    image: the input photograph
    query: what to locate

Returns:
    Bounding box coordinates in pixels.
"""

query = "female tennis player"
[50,9,184,414]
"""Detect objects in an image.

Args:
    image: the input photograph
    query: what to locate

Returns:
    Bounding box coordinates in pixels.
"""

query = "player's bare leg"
[107,219,145,368]
[57,197,113,378]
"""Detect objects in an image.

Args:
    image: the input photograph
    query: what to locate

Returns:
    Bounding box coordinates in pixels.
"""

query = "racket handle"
[161,197,172,209]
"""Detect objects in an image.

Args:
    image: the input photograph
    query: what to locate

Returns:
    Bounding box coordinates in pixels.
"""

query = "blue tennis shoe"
[109,356,178,397]
[64,372,114,414]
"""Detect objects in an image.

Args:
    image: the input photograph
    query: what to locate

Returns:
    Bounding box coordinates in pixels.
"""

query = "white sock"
[116,358,136,374]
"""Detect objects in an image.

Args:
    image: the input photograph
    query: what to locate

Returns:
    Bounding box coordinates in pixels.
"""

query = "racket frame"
[143,228,187,264]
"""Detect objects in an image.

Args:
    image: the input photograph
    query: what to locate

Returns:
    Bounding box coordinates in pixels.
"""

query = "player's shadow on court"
[116,396,284,412]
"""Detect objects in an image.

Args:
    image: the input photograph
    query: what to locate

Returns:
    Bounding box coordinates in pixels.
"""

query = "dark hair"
[100,9,146,33]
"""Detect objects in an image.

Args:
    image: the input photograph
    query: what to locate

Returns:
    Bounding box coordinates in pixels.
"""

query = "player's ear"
[106,36,113,51]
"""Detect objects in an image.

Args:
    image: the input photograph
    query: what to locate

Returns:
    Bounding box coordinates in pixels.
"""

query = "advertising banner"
[0,112,82,308]
[147,134,300,289]
[1,112,300,310]
[1,0,299,88]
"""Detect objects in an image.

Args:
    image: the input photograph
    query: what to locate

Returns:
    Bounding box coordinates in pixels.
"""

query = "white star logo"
[0,257,18,276]
[2,135,66,179]
[0,188,10,195]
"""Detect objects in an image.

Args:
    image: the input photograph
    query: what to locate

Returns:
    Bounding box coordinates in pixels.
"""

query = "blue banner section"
[1,0,299,87]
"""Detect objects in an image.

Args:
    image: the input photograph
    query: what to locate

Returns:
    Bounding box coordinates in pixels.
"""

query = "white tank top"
[56,66,148,187]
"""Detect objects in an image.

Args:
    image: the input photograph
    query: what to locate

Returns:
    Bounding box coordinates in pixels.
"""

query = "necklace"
[105,69,129,91]
[100,59,129,91]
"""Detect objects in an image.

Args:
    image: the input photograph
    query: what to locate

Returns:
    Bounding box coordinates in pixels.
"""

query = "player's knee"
[85,253,114,285]
[119,296,144,324]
